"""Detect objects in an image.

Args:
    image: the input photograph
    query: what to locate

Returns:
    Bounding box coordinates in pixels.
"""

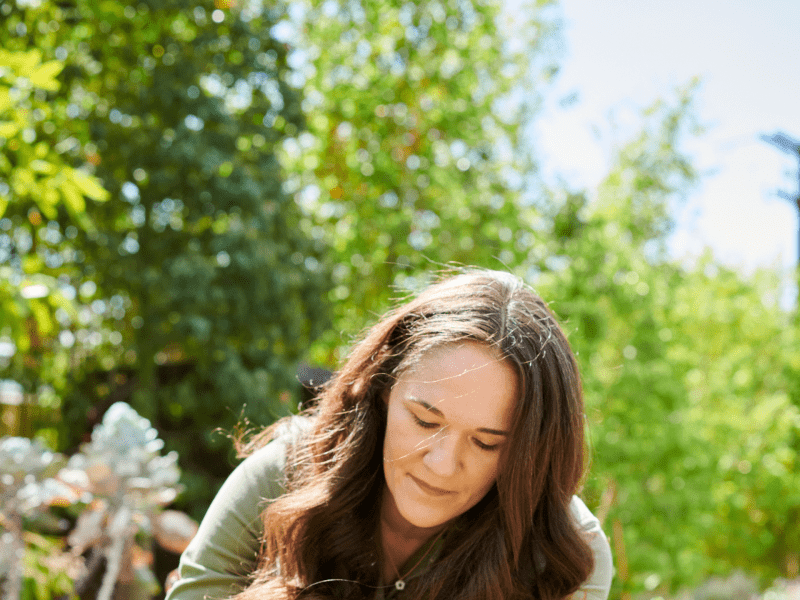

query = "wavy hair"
[233,269,594,600]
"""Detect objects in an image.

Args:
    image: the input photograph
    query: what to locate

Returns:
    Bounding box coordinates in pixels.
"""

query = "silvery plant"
[0,437,70,600]
[1,402,197,600]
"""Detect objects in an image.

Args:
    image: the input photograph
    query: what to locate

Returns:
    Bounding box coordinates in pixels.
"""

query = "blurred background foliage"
[1,0,798,598]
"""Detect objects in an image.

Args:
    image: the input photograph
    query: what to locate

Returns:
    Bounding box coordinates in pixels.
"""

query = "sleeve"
[164,436,292,600]
[568,496,614,600]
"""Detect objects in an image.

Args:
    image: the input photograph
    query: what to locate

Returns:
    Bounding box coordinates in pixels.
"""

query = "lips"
[409,474,454,496]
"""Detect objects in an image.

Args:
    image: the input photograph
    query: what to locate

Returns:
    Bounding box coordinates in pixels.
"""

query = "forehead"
[394,342,518,428]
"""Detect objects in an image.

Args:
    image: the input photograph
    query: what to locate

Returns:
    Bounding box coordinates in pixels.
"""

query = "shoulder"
[249,413,314,461]
[568,496,614,600]
[164,415,313,600]
[238,414,313,494]
[568,496,603,534]
[196,413,314,532]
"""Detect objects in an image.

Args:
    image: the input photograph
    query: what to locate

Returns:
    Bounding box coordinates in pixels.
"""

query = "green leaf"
[69,168,110,201]
[0,121,17,137]
[60,179,86,214]
[29,60,64,92]
[29,298,55,335]
[22,254,45,274]
[0,87,12,112]
[29,159,56,174]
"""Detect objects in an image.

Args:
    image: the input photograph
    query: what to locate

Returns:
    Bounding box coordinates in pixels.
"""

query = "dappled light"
[1,0,799,598]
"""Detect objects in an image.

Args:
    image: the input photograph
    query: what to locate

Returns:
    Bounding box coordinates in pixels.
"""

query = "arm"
[569,496,614,600]
[166,419,307,600]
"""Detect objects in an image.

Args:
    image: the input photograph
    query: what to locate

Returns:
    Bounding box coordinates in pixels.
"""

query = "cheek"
[469,458,502,497]
[383,407,415,465]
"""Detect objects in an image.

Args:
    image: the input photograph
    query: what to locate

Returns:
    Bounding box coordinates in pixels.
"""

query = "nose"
[422,429,462,477]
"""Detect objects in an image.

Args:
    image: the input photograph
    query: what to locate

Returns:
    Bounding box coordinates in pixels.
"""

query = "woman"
[166,269,613,600]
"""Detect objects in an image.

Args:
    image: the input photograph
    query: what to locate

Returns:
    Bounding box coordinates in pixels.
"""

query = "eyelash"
[412,414,438,429]
[474,440,500,452]
[411,414,500,452]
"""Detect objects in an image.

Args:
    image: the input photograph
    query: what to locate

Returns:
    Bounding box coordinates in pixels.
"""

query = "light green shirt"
[166,417,613,600]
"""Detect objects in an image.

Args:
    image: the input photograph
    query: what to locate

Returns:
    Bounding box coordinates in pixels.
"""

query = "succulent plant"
[59,402,186,600]
[1,402,195,600]
[0,437,67,600]
[0,437,65,493]
[60,402,182,507]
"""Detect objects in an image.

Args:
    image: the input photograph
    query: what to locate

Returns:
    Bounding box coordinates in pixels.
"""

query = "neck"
[379,487,447,583]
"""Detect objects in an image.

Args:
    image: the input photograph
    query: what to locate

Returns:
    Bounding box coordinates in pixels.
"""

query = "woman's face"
[382,341,517,537]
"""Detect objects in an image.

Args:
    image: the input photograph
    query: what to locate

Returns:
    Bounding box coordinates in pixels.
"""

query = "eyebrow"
[408,398,510,436]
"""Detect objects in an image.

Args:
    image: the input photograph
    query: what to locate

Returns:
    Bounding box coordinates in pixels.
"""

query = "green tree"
[667,261,800,582]
[0,7,110,394]
[71,0,330,513]
[530,86,708,594]
[2,0,329,515]
[539,85,800,594]
[275,0,559,363]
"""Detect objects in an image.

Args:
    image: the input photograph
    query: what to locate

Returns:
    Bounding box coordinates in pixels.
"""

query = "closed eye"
[409,405,503,451]
[473,439,500,452]
[412,413,439,429]
[411,412,501,452]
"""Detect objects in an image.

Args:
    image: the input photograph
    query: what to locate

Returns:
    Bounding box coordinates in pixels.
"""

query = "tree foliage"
[58,0,328,422]
[274,0,558,362]
[533,88,800,593]
[0,2,110,384]
[1,0,328,515]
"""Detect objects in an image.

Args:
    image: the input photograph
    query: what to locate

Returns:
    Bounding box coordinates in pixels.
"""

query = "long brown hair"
[233,269,594,600]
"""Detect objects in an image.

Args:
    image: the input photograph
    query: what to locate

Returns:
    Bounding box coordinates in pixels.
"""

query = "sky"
[524,0,800,281]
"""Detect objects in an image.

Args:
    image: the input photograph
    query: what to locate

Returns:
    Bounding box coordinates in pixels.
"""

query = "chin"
[401,506,455,530]
[396,492,464,530]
